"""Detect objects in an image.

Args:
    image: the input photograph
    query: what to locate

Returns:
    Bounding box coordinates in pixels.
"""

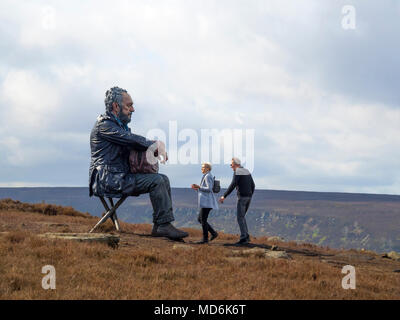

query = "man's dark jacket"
[223,167,255,199]
[89,111,155,197]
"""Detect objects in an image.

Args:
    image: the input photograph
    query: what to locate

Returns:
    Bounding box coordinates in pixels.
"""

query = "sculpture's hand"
[156,140,168,164]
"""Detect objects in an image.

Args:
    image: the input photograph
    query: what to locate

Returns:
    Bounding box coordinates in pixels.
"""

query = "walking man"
[219,157,255,245]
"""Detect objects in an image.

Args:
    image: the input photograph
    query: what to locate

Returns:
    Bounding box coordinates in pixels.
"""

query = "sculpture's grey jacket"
[89,111,155,197]
[197,172,219,210]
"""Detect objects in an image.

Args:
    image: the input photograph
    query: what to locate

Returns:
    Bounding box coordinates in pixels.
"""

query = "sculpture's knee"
[159,174,170,185]
[152,175,164,187]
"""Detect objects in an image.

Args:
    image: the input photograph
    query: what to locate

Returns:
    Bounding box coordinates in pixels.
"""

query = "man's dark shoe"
[210,232,218,242]
[153,223,189,240]
[234,237,250,245]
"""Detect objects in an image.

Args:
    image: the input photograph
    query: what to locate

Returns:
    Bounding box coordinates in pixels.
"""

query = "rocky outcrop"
[229,247,291,260]
[268,236,285,242]
[382,251,400,261]
[265,250,291,259]
[173,244,194,251]
[39,232,119,248]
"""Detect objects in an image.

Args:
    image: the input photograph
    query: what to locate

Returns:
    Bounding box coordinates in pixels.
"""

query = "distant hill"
[0,187,399,252]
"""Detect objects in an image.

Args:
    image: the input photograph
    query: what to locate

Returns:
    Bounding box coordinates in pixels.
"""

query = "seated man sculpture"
[89,86,188,240]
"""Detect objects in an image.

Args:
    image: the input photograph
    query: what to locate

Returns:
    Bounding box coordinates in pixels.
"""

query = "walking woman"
[191,162,219,244]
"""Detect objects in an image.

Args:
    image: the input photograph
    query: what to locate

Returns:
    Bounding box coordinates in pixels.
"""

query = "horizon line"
[0,186,399,197]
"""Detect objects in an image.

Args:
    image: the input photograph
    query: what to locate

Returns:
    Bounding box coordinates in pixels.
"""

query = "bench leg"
[108,197,121,231]
[99,197,120,231]
[89,196,127,233]
[97,197,121,231]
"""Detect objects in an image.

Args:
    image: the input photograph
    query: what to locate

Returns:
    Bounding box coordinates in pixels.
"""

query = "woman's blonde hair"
[202,162,212,171]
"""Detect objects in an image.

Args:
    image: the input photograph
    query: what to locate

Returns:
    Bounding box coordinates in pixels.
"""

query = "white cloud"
[0,135,63,167]
[0,1,399,193]
[0,69,60,129]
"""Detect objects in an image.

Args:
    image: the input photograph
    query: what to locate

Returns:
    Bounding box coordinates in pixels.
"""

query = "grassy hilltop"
[1,187,399,253]
[0,199,399,300]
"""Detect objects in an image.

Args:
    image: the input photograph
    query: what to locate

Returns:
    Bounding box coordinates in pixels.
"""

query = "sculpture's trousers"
[130,173,174,225]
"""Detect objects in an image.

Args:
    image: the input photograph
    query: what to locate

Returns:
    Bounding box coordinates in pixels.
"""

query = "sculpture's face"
[113,92,134,124]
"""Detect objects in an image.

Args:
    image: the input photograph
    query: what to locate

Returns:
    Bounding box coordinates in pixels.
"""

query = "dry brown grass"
[0,202,399,300]
[0,198,91,218]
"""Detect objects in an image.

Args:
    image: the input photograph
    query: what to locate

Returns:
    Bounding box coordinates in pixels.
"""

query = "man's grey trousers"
[237,196,252,240]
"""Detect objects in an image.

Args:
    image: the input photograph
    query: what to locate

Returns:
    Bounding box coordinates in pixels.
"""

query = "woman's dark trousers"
[198,208,217,241]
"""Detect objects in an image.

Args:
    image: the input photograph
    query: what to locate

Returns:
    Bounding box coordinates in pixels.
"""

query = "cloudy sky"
[1,0,399,194]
